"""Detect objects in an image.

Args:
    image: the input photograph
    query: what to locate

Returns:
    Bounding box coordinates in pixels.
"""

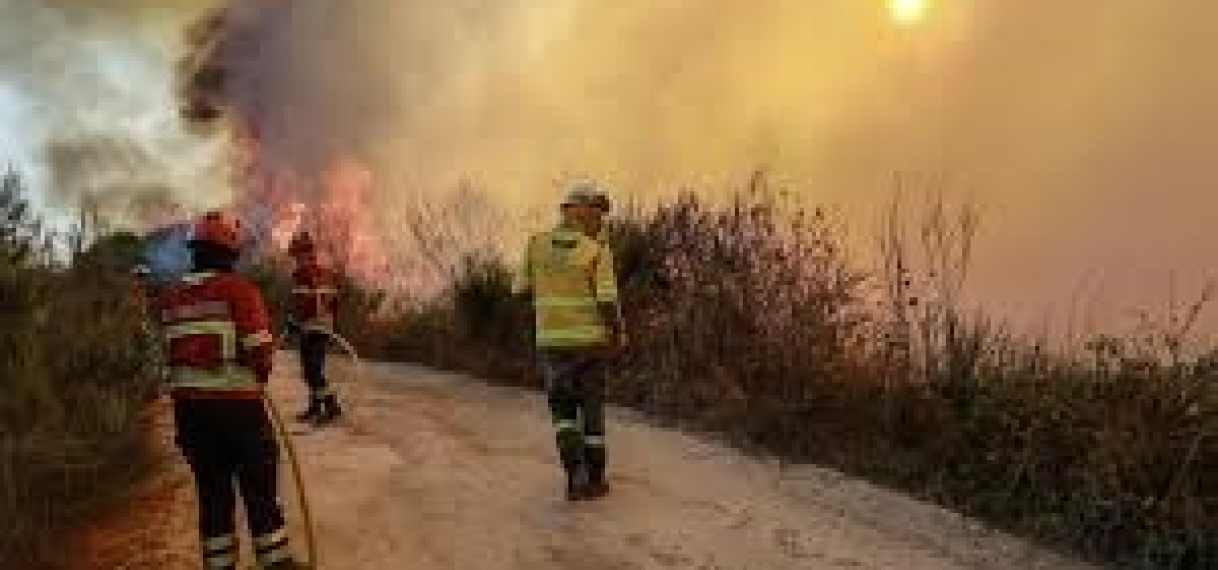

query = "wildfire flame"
[173,1,395,287]
[315,156,390,283]
[233,119,390,283]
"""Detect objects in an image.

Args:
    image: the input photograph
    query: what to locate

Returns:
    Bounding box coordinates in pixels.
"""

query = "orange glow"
[230,118,389,285]
[318,156,390,284]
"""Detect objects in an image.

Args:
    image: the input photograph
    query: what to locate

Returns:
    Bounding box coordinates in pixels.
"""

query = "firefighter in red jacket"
[287,231,342,425]
[158,211,302,570]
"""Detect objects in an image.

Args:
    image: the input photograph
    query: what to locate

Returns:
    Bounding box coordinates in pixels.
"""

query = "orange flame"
[316,155,390,283]
[230,118,390,285]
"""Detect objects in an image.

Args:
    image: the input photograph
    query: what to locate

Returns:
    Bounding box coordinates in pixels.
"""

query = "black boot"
[312,394,342,426]
[583,477,609,499]
[565,462,589,501]
[584,446,608,498]
[565,470,589,501]
[294,398,321,423]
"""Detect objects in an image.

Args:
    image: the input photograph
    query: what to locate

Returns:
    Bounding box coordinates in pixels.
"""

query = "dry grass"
[364,176,1216,570]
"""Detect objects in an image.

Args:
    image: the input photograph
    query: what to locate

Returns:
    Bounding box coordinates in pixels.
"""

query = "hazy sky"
[1,0,1215,338]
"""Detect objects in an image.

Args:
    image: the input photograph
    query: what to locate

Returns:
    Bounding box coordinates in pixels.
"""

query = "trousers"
[173,398,293,568]
[539,351,608,482]
[298,330,331,399]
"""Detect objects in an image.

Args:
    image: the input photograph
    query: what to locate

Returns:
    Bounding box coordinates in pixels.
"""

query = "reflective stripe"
[535,303,600,325]
[202,534,236,553]
[242,330,274,348]
[254,527,288,549]
[162,300,229,322]
[595,285,619,302]
[164,320,238,360]
[205,553,236,569]
[181,272,217,285]
[169,365,258,390]
[554,419,579,432]
[293,287,337,295]
[535,296,599,308]
[256,544,292,567]
[301,321,333,333]
[537,325,611,347]
[585,435,606,446]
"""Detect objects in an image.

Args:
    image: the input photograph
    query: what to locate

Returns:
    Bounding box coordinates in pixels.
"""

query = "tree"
[0,168,44,266]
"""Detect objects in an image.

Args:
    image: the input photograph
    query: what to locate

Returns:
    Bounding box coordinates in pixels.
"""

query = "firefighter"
[514,182,627,501]
[158,211,302,570]
[287,231,343,426]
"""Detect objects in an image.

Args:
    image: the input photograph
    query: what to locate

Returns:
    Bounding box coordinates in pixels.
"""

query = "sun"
[889,0,929,27]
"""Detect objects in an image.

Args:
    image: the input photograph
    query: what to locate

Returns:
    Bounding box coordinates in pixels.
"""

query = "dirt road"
[260,357,1093,570]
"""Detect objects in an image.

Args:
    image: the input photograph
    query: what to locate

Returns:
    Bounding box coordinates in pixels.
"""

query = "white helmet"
[561,180,610,212]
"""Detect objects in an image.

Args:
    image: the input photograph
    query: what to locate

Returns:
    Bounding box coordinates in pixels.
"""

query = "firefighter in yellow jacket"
[514,182,627,501]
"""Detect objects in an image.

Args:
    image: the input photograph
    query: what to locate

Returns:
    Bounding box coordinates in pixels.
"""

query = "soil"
[65,355,1097,570]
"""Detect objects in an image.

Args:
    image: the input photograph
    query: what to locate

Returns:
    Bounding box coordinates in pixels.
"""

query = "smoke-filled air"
[5,0,1217,330]
[6,3,1218,569]
[0,0,222,226]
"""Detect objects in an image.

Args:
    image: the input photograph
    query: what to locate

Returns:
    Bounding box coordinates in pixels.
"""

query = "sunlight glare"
[889,0,929,27]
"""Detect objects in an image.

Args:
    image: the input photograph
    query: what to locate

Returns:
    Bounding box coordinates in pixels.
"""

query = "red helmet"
[288,231,317,257]
[189,211,242,252]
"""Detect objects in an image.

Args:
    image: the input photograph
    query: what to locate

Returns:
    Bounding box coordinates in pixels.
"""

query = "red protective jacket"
[158,272,274,399]
[292,262,338,331]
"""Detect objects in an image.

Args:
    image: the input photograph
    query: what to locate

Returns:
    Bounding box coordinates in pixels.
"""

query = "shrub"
[0,169,160,568]
[372,180,1216,569]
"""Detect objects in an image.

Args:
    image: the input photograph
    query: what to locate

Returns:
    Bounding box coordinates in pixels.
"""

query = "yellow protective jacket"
[514,224,619,349]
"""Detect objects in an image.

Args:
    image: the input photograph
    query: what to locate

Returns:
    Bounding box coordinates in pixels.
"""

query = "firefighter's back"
[158,270,274,479]
[525,226,615,350]
[159,271,267,399]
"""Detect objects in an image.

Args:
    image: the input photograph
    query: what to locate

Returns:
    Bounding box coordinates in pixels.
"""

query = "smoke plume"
[177,0,1218,330]
[5,0,1216,329]
[0,0,222,228]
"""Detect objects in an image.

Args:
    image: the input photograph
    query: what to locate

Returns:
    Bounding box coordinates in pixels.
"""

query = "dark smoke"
[179,0,389,174]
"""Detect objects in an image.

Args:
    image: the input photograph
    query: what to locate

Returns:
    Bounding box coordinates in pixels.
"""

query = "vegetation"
[2,155,1212,568]
[0,169,160,568]
[364,176,1216,570]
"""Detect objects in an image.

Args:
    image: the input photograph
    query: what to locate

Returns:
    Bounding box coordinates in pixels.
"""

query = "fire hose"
[261,327,365,570]
[261,391,317,569]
